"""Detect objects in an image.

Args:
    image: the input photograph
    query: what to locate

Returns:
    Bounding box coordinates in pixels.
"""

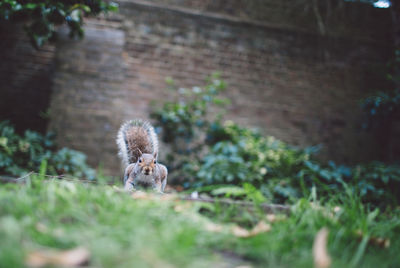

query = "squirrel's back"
[116,119,159,166]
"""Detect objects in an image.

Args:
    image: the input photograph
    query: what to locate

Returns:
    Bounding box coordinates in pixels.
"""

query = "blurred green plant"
[152,76,400,208]
[0,0,118,48]
[0,120,95,180]
[151,73,229,181]
[49,148,96,179]
[361,90,400,124]
[189,121,314,202]
[194,121,400,206]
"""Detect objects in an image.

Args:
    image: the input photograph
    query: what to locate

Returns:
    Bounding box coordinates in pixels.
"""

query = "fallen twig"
[0,172,33,184]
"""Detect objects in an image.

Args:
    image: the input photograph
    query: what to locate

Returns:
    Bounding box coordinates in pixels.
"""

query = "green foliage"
[361,89,400,129]
[350,162,400,205]
[0,120,54,175]
[152,74,228,147]
[151,73,229,180]
[197,121,311,185]
[204,183,267,204]
[186,121,318,201]
[0,0,118,48]
[0,121,95,179]
[48,148,96,180]
[192,121,400,207]
[152,77,400,208]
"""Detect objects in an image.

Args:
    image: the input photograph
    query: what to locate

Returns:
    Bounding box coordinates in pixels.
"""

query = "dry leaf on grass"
[265,214,286,223]
[312,227,331,268]
[232,225,251,238]
[26,247,90,268]
[173,202,193,212]
[160,193,178,201]
[35,223,48,233]
[131,190,151,200]
[232,221,271,238]
[265,214,277,222]
[205,222,224,232]
[251,221,271,234]
[204,221,271,237]
[373,237,391,248]
[112,185,125,193]
[35,223,64,238]
[355,230,390,249]
[113,186,176,201]
[131,191,174,201]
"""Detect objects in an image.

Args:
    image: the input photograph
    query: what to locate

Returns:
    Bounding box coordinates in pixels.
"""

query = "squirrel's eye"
[138,158,142,163]
[153,160,156,164]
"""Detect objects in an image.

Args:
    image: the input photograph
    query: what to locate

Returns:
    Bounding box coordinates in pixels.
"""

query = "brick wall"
[0,1,393,175]
[48,21,126,173]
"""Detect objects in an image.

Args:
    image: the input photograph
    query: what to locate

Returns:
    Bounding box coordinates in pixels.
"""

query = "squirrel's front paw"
[124,182,134,191]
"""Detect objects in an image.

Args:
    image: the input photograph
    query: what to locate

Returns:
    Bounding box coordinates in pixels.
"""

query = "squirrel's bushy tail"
[116,119,159,166]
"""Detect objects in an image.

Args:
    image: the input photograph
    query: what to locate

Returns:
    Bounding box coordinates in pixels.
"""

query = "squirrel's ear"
[137,148,143,156]
[153,151,158,159]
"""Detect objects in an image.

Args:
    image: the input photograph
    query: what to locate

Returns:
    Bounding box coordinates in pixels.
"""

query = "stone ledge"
[118,0,390,46]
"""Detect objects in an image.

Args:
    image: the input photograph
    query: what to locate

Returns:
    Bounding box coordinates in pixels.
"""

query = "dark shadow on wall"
[0,22,55,133]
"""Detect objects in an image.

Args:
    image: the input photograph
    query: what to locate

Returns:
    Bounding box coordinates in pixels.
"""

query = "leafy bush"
[152,77,400,208]
[350,162,400,205]
[0,121,95,180]
[192,121,400,206]
[361,89,400,127]
[48,148,96,180]
[151,73,229,181]
[0,0,118,48]
[190,121,311,200]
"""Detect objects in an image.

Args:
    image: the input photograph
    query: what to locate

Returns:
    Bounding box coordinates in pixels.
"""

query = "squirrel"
[116,119,168,192]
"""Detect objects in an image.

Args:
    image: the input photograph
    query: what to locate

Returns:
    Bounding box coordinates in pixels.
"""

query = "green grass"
[0,180,399,268]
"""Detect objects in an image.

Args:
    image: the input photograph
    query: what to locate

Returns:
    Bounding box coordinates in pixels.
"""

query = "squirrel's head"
[137,152,157,175]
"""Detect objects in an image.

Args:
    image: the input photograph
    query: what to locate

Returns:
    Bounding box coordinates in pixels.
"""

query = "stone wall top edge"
[116,0,392,47]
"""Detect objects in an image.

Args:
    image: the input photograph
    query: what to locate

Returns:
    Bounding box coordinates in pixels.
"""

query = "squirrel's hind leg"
[152,177,167,193]
[157,164,168,193]
[161,175,167,192]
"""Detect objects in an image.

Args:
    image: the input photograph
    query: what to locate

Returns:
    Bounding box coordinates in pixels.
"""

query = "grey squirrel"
[116,119,168,192]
